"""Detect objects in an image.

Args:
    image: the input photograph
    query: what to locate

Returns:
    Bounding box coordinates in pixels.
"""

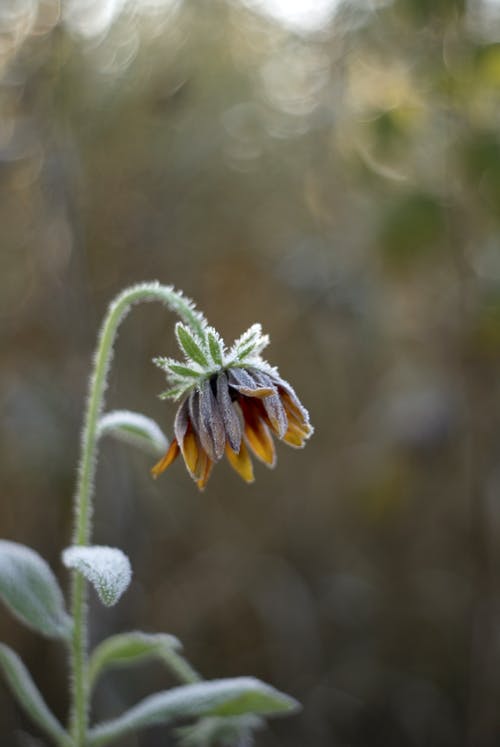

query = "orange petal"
[239,385,275,398]
[239,399,276,466]
[281,391,310,427]
[151,439,180,478]
[196,453,213,491]
[181,429,200,476]
[225,441,254,483]
[283,421,309,448]
[244,418,276,466]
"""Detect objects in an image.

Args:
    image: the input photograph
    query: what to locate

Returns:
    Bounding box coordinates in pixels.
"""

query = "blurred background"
[2,0,500,744]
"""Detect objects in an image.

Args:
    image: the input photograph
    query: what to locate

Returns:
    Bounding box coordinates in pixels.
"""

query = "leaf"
[0,643,72,747]
[176,714,264,747]
[176,323,209,368]
[62,546,131,607]
[168,363,202,379]
[229,324,269,362]
[159,387,186,401]
[207,330,223,367]
[0,541,72,640]
[97,410,168,457]
[88,677,300,747]
[88,632,182,690]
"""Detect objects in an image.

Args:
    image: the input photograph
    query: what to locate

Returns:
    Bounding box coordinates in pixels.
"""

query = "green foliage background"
[2,0,500,744]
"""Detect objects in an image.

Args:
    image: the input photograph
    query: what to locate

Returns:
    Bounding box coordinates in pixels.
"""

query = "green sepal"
[176,323,209,368]
[159,387,185,400]
[168,364,202,379]
[207,331,223,366]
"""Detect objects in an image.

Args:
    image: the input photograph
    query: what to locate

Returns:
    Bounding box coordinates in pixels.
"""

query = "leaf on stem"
[62,546,131,607]
[176,714,264,747]
[0,541,72,640]
[88,632,182,690]
[0,643,72,747]
[88,677,300,747]
[97,410,168,457]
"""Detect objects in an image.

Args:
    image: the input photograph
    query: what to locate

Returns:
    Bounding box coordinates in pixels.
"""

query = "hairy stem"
[69,282,205,746]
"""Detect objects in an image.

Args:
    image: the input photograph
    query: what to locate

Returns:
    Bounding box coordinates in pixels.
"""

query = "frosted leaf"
[88,632,182,690]
[88,677,300,746]
[62,546,132,607]
[175,323,209,368]
[0,643,72,747]
[0,541,71,640]
[176,714,263,747]
[98,410,168,457]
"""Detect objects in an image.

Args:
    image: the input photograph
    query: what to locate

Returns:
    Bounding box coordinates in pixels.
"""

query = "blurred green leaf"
[88,631,183,690]
[97,410,168,457]
[0,541,71,640]
[0,643,72,747]
[88,677,300,747]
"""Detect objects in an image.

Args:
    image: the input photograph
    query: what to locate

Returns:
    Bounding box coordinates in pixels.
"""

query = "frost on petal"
[228,368,274,398]
[62,546,132,607]
[199,379,226,461]
[216,373,241,452]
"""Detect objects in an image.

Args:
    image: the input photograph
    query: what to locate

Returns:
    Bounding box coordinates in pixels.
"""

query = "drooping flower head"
[152,321,313,490]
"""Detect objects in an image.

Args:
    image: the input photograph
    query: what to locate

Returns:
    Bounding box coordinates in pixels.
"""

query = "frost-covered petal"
[216,373,242,452]
[228,368,274,398]
[199,379,226,461]
[250,371,288,438]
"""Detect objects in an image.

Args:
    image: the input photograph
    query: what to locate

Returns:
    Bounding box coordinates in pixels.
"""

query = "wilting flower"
[152,321,313,490]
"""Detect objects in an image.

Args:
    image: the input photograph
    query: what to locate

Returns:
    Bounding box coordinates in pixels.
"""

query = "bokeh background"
[2,0,500,744]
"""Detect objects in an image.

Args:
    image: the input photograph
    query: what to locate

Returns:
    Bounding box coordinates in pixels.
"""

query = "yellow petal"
[225,441,254,483]
[196,453,213,491]
[239,399,276,466]
[244,419,275,466]
[283,421,309,447]
[281,391,309,427]
[181,430,199,475]
[151,439,180,478]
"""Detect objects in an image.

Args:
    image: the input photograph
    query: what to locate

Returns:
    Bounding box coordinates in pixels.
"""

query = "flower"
[151,322,313,490]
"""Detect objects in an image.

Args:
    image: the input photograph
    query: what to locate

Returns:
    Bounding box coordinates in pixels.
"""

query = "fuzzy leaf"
[88,677,300,747]
[176,714,263,747]
[98,410,168,457]
[230,324,269,362]
[159,387,186,401]
[176,323,209,368]
[207,330,223,367]
[168,363,202,379]
[0,541,72,639]
[88,632,182,690]
[62,546,131,607]
[0,643,72,747]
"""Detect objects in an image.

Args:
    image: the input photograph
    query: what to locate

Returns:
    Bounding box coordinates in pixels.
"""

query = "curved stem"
[69,282,205,746]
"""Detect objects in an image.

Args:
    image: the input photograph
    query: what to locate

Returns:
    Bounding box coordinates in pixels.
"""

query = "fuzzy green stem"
[69,282,205,746]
